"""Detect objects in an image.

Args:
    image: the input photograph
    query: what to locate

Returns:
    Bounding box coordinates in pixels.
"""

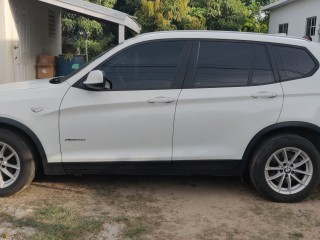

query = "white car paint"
[0,79,70,163]
[60,88,181,162]
[173,84,283,161]
[0,31,319,166]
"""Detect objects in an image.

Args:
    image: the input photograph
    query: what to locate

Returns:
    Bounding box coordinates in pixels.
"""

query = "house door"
[12,2,30,82]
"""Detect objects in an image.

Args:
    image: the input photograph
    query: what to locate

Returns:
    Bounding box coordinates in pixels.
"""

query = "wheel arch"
[0,117,64,175]
[240,121,320,176]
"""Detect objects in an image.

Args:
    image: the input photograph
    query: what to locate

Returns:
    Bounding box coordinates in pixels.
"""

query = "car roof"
[128,30,312,47]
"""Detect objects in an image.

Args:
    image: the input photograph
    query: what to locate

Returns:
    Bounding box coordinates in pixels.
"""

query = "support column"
[118,24,125,44]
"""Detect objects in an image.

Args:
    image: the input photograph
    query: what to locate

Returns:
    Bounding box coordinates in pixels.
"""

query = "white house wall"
[0,0,61,84]
[26,0,62,65]
[0,0,15,84]
[268,0,320,42]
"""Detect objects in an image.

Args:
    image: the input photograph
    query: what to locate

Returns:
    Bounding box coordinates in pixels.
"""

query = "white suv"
[1,31,320,202]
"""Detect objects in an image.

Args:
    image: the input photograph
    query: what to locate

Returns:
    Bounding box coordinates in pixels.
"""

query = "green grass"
[288,232,304,240]
[274,209,295,223]
[124,225,146,239]
[0,232,8,239]
[0,184,163,240]
[114,216,130,223]
[1,203,105,240]
[113,215,155,240]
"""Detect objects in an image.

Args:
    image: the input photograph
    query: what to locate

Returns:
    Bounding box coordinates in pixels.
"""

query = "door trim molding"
[62,160,241,176]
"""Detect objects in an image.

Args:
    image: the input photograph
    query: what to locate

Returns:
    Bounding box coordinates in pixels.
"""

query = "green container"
[56,55,85,76]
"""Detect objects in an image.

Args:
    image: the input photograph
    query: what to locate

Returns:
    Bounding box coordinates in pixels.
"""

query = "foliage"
[135,0,206,32]
[199,0,247,31]
[62,0,272,59]
[61,0,118,60]
[117,0,270,33]
[114,0,141,15]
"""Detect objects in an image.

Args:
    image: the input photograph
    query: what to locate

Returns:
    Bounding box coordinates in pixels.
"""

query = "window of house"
[278,23,289,34]
[272,45,317,81]
[100,41,186,90]
[193,41,275,88]
[48,10,56,38]
[306,17,317,36]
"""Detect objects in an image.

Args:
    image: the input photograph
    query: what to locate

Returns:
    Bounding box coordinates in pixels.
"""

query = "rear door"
[173,40,284,169]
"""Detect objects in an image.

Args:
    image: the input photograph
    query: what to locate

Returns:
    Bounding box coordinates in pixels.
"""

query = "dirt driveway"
[0,175,320,240]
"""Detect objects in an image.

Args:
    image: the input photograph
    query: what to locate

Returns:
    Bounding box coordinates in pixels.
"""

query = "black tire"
[250,134,320,202]
[0,128,36,197]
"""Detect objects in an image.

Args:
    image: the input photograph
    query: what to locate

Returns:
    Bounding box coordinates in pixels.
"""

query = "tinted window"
[194,41,253,88]
[272,45,316,81]
[252,44,275,85]
[194,41,275,88]
[100,41,186,90]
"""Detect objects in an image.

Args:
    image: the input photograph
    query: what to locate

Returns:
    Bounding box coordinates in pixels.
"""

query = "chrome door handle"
[251,92,277,98]
[148,97,174,103]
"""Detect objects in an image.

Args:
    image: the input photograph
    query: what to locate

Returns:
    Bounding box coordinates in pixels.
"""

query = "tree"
[114,0,141,16]
[135,0,206,32]
[61,0,117,60]
[62,0,272,60]
[189,0,247,31]
[190,0,269,33]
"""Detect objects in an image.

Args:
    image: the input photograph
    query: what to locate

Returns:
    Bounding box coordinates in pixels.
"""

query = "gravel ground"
[1,175,320,240]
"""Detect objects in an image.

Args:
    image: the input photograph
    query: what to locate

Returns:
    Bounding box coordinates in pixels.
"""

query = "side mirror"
[84,70,104,85]
[83,70,111,90]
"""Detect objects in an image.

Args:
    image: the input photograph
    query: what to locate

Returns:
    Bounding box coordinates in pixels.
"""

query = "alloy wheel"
[0,142,20,188]
[264,147,313,195]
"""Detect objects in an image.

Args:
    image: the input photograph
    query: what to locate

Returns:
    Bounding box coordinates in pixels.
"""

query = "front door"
[12,1,30,82]
[60,40,191,164]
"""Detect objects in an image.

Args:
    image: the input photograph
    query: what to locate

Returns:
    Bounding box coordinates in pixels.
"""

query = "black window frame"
[306,16,317,36]
[74,39,193,91]
[183,40,278,89]
[278,23,289,35]
[271,43,319,82]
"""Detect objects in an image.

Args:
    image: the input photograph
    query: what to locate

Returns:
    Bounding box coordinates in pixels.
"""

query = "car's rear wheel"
[250,134,320,202]
[0,129,36,197]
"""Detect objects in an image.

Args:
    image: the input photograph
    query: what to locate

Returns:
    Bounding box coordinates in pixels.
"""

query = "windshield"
[53,46,116,83]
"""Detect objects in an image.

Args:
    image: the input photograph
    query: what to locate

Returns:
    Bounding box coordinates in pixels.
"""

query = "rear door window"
[194,41,253,88]
[252,44,275,85]
[193,41,275,88]
[272,45,317,81]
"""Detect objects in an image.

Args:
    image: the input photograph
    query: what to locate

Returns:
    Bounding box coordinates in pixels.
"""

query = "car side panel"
[278,76,320,125]
[59,88,181,163]
[0,81,70,164]
[277,44,320,126]
[173,84,284,161]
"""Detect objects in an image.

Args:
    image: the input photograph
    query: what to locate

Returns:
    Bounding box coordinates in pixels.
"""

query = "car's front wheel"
[250,134,320,202]
[0,129,36,197]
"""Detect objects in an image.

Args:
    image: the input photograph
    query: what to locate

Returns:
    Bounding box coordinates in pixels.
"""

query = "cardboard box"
[37,55,55,66]
[37,66,55,79]
[37,55,56,79]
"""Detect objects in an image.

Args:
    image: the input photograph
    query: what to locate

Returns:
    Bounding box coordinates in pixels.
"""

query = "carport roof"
[38,0,141,33]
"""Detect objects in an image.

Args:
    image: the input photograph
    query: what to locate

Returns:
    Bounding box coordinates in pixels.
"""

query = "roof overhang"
[262,0,299,11]
[38,0,141,34]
